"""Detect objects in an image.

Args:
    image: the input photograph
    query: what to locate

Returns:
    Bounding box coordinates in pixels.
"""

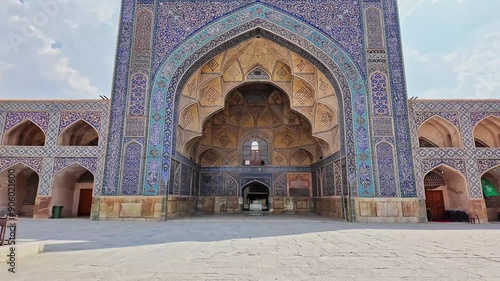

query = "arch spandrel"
[145,4,375,197]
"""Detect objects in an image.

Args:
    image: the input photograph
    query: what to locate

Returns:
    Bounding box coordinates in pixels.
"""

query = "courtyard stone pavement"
[1,214,500,281]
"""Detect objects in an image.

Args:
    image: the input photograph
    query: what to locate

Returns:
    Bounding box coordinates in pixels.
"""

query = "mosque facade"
[0,0,499,223]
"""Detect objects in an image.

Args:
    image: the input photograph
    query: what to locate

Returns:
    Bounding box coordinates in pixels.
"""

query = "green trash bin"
[52,206,63,219]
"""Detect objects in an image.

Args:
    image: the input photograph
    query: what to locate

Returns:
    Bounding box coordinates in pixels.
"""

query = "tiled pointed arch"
[1,118,47,146]
[144,4,375,198]
[59,111,102,133]
[241,179,271,190]
[417,160,468,198]
[369,71,391,116]
[477,159,500,175]
[375,141,398,197]
[133,9,154,51]
[470,112,500,126]
[364,7,385,50]
[414,112,460,128]
[52,157,97,176]
[472,115,500,148]
[128,73,148,117]
[58,119,99,140]
[420,159,467,175]
[273,173,287,196]
[417,114,462,147]
[121,141,143,196]
[3,112,50,134]
[0,157,43,174]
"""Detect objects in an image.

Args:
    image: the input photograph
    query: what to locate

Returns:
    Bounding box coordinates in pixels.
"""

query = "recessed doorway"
[242,182,269,212]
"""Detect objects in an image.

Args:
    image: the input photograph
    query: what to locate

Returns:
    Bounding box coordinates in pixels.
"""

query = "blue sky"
[0,0,498,100]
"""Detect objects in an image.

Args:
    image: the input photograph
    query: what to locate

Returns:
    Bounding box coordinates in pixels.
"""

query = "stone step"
[0,241,44,263]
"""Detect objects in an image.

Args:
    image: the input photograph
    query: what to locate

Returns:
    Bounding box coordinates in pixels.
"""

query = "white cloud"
[405,47,432,63]
[405,22,500,99]
[0,0,120,99]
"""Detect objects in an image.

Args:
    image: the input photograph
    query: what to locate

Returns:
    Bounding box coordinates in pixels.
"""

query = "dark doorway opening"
[242,183,269,212]
[77,189,93,217]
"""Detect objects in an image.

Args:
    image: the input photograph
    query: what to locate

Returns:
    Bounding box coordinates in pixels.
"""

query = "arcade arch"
[418,116,461,148]
[1,120,46,146]
[242,181,270,212]
[58,120,99,146]
[423,164,469,220]
[51,164,94,218]
[473,116,500,148]
[482,165,500,221]
[0,164,39,217]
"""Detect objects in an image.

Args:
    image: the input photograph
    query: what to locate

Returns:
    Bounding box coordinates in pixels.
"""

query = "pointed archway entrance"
[142,7,379,203]
[242,182,270,212]
[52,164,95,218]
[0,164,39,217]
[423,164,470,222]
[482,165,500,221]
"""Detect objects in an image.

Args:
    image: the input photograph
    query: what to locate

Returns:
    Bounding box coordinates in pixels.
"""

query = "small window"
[251,141,259,151]
[243,137,268,165]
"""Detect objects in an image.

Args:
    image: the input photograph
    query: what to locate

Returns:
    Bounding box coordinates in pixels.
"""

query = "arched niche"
[482,165,500,221]
[176,37,341,164]
[52,164,94,218]
[141,7,379,197]
[473,116,500,148]
[364,7,385,50]
[0,164,39,217]
[418,116,462,148]
[1,120,46,146]
[242,181,270,211]
[121,142,143,196]
[423,164,469,220]
[58,120,99,146]
[184,83,330,166]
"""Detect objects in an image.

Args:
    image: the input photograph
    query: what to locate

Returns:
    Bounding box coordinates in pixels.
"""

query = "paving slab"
[0,214,499,280]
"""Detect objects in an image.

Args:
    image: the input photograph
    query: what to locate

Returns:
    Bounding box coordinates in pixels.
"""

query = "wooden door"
[77,189,93,217]
[425,190,445,220]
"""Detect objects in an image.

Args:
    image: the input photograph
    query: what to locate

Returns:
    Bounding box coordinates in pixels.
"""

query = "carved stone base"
[352,198,426,223]
[315,196,344,220]
[33,196,52,219]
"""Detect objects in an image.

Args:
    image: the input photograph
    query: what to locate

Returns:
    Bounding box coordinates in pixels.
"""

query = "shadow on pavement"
[15,214,500,253]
